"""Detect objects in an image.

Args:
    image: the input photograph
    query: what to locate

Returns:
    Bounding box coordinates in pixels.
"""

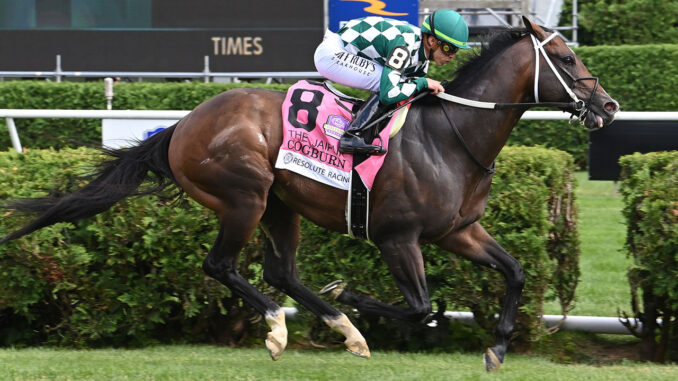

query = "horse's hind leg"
[324,238,433,322]
[260,193,370,358]
[435,222,525,372]
[202,204,289,360]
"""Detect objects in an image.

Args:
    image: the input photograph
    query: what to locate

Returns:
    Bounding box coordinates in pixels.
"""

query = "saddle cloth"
[275,80,409,190]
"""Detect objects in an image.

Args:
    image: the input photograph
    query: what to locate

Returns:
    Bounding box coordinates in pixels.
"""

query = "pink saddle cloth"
[275,80,403,190]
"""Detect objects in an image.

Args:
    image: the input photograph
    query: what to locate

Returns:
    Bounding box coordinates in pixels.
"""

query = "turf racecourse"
[2,345,678,380]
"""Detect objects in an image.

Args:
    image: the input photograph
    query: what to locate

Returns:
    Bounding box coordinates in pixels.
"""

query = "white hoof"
[264,309,288,361]
[324,313,370,359]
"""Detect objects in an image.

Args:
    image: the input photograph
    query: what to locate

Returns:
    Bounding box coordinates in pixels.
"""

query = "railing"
[4,109,678,154]
[0,55,323,83]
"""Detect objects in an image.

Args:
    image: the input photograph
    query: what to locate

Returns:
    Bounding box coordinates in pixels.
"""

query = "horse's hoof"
[265,335,286,361]
[320,279,346,299]
[483,348,502,372]
[264,310,287,361]
[345,339,371,359]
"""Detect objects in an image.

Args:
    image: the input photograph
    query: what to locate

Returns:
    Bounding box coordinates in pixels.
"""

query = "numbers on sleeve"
[386,46,410,71]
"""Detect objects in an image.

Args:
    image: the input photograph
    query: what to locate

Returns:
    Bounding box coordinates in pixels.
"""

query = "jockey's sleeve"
[378,45,428,105]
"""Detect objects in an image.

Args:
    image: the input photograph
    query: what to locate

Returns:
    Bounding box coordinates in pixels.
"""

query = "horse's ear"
[522,16,535,34]
[522,15,548,40]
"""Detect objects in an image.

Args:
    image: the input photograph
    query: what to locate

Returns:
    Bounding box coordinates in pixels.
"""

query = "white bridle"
[436,31,588,120]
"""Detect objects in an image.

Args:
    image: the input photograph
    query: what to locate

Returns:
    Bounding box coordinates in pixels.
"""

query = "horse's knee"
[202,255,235,281]
[263,269,287,290]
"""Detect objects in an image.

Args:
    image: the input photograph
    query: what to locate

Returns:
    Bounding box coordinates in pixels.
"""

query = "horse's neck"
[423,40,533,167]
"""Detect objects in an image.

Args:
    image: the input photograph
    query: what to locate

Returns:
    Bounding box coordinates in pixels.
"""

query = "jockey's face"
[425,35,455,66]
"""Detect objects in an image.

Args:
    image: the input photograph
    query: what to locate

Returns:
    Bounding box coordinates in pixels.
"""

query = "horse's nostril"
[604,101,619,113]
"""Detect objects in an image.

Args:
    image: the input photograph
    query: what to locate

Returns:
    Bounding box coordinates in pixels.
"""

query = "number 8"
[387,47,409,70]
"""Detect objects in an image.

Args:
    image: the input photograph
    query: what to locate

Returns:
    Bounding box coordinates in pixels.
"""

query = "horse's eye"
[562,56,575,65]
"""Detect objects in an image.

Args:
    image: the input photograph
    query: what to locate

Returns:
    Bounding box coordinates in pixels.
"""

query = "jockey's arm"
[377,43,429,105]
[378,65,428,105]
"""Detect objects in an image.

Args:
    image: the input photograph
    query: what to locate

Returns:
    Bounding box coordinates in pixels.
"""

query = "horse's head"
[522,17,619,129]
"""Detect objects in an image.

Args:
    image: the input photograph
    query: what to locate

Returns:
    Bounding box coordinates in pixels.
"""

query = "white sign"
[102,119,179,149]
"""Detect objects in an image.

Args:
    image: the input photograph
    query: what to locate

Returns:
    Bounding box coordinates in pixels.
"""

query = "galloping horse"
[1,18,618,371]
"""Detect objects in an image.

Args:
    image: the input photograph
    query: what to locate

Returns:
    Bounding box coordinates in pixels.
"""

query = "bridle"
[433,29,601,174]
[436,30,600,125]
[530,33,599,123]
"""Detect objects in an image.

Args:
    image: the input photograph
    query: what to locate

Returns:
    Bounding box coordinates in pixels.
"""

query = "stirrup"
[339,134,387,156]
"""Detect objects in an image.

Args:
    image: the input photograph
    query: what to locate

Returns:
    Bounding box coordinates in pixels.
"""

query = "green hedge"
[619,151,678,363]
[2,44,676,166]
[577,0,678,46]
[0,146,579,350]
[0,147,282,347]
[296,146,579,349]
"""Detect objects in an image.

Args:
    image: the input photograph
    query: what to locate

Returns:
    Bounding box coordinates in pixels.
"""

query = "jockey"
[314,9,470,155]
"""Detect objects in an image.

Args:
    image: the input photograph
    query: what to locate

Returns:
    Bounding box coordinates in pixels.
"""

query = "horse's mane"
[444,28,531,93]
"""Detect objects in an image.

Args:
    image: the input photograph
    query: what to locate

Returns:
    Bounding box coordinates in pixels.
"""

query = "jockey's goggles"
[438,39,459,56]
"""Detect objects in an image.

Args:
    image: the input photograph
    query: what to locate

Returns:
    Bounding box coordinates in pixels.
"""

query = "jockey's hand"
[426,78,445,95]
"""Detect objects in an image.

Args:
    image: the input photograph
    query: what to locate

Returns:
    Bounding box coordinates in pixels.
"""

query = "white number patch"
[386,46,410,71]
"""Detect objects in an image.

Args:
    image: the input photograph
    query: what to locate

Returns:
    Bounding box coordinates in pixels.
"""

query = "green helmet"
[421,9,471,50]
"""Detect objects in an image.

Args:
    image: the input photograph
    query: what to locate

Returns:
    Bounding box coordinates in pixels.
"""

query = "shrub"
[619,151,678,362]
[560,0,678,46]
[0,147,282,347]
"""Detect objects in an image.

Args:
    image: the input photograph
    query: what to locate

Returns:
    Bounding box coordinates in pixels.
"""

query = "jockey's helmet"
[421,9,471,50]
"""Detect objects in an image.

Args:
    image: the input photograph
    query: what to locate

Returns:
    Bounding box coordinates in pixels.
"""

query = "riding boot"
[339,93,387,156]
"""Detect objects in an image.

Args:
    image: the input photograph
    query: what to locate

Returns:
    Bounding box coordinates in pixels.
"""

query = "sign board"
[588,121,678,180]
[328,0,419,32]
[0,0,323,72]
[102,119,178,149]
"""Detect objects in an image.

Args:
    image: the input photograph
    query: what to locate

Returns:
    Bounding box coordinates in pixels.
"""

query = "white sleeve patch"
[401,82,417,96]
[386,46,410,71]
[387,87,401,99]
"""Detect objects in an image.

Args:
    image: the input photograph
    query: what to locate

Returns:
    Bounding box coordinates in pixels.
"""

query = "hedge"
[0,147,283,347]
[0,146,579,350]
[567,0,678,46]
[2,44,676,167]
[619,151,678,363]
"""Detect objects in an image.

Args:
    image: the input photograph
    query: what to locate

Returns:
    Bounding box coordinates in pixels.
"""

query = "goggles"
[438,39,459,56]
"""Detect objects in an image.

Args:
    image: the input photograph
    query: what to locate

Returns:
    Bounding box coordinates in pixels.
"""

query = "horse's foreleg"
[436,222,525,372]
[326,239,433,322]
[260,194,370,358]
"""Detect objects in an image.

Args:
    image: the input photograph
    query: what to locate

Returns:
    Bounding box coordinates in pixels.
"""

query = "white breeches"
[314,30,383,92]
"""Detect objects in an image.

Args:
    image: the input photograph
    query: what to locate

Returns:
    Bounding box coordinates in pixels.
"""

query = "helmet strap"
[426,10,438,60]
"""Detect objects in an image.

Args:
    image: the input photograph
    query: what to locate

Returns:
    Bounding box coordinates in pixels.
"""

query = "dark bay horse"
[1,19,618,371]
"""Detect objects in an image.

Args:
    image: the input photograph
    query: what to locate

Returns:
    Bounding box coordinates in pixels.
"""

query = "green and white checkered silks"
[338,17,429,104]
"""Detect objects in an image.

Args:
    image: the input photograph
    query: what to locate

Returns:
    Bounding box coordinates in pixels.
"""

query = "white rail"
[3,109,678,154]
[281,308,651,335]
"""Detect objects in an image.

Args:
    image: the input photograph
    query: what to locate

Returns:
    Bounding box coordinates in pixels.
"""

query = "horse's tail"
[0,124,179,244]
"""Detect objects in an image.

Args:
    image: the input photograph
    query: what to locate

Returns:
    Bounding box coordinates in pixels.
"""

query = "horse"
[0,18,618,371]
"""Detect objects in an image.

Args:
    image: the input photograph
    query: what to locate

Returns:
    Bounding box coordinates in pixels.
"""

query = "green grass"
[1,345,677,380]
[544,171,631,317]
